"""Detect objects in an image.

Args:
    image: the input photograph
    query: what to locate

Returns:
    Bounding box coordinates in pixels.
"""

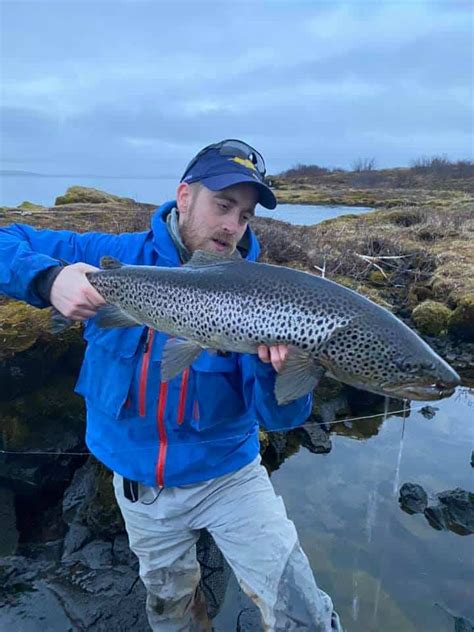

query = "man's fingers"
[83,284,107,307]
[257,344,271,363]
[258,344,289,373]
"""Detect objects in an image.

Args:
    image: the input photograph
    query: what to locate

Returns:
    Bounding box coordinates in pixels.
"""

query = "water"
[271,390,474,632]
[0,174,177,208]
[0,174,373,225]
[258,203,373,225]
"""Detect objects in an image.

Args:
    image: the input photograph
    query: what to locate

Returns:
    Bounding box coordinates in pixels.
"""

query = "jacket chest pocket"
[75,326,145,419]
[188,352,247,430]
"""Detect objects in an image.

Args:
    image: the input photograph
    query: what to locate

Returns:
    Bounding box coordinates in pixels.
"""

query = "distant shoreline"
[0,170,173,180]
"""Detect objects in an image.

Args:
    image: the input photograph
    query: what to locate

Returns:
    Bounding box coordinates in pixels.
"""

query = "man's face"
[176,182,258,255]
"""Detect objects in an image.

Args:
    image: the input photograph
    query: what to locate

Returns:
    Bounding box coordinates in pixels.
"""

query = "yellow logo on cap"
[229,156,257,171]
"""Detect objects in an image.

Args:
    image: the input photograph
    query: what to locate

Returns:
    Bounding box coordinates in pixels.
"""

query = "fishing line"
[0,403,428,456]
[372,399,409,626]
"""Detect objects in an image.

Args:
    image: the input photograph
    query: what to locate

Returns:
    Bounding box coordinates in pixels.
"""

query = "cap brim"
[201,173,277,209]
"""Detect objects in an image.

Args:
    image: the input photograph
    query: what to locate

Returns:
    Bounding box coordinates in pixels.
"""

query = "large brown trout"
[64,252,460,405]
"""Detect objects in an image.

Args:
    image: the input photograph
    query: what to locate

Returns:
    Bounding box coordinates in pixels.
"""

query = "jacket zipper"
[177,368,190,425]
[138,328,155,417]
[156,381,169,487]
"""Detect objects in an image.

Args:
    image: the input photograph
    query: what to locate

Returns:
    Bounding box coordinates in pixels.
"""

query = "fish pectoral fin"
[275,348,325,405]
[100,256,124,269]
[50,308,74,333]
[161,338,203,381]
[95,305,142,328]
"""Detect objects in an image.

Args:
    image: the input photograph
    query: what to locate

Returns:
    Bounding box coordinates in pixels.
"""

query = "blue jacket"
[0,201,312,486]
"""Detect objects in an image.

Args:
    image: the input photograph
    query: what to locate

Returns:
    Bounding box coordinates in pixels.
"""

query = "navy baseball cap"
[180,139,277,209]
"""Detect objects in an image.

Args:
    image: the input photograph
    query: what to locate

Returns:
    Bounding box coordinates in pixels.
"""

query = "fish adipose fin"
[99,256,123,269]
[275,347,325,405]
[161,338,204,381]
[185,250,242,268]
[95,305,142,328]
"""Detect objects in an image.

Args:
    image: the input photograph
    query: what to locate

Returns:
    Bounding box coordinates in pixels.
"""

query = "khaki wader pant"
[113,456,343,631]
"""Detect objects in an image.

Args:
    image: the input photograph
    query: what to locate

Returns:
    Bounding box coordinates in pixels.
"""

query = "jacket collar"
[151,200,261,265]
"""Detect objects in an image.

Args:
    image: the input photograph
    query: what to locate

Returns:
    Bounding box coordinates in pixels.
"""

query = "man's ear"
[176,183,191,215]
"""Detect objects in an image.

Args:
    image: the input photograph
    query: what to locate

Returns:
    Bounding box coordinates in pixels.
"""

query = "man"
[0,139,343,631]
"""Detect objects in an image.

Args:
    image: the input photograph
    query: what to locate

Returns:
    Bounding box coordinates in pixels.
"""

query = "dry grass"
[252,197,474,311]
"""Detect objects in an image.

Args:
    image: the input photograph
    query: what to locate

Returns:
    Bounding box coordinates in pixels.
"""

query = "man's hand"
[50,263,107,321]
[257,344,289,373]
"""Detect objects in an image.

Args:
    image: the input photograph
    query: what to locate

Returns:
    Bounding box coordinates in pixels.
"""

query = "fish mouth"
[382,381,458,401]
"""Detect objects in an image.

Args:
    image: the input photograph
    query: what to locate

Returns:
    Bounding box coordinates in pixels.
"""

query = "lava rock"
[399,483,428,514]
[437,488,474,535]
[0,486,19,555]
[298,422,332,454]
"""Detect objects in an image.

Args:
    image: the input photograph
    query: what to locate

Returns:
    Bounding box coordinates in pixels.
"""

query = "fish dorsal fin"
[185,249,242,268]
[100,256,123,269]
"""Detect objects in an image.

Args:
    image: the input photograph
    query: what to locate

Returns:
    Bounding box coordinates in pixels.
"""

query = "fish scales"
[88,261,352,354]
[81,253,460,404]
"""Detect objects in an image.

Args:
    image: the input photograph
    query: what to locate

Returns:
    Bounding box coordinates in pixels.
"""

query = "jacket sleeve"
[239,354,313,430]
[0,223,126,307]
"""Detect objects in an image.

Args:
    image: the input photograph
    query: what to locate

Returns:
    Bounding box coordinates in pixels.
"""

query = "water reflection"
[267,386,474,632]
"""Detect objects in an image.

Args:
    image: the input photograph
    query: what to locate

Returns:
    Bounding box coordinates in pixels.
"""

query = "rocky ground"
[1,179,473,630]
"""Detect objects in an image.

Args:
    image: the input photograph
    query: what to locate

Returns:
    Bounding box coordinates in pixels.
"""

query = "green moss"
[1,414,32,449]
[407,284,433,309]
[17,201,46,211]
[0,301,52,356]
[81,461,124,537]
[331,276,392,308]
[368,270,389,284]
[448,293,474,341]
[55,186,133,206]
[259,429,269,453]
[0,299,83,361]
[411,300,452,336]
[0,375,85,451]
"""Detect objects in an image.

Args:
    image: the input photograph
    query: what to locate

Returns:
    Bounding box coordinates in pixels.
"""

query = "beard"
[180,216,237,255]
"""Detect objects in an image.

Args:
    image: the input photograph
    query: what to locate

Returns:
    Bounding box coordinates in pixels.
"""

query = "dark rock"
[112,534,138,567]
[399,483,428,514]
[436,603,474,632]
[62,523,93,559]
[424,505,449,531]
[236,607,262,631]
[62,459,97,525]
[0,485,18,555]
[298,422,332,454]
[420,405,438,419]
[0,375,86,497]
[197,529,231,620]
[437,488,474,535]
[61,458,124,540]
[471,450,474,468]
[65,540,113,570]
[422,488,474,535]
[0,549,147,631]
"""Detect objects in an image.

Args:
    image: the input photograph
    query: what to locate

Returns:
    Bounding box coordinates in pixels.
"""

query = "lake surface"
[269,390,474,632]
[0,174,372,225]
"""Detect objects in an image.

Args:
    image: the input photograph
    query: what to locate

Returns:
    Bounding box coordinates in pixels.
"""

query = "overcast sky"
[1,0,472,176]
